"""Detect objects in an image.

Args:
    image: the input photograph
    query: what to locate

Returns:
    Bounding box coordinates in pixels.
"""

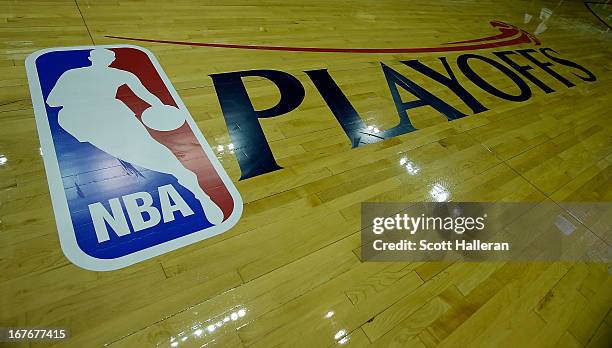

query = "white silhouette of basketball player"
[46,48,224,225]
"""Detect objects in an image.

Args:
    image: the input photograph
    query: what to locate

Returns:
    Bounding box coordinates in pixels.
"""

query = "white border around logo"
[25,44,243,271]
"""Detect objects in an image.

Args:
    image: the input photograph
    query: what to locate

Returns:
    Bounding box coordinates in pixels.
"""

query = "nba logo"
[25,45,243,271]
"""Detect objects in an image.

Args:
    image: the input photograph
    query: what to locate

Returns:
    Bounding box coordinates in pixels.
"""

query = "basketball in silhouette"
[141,105,186,131]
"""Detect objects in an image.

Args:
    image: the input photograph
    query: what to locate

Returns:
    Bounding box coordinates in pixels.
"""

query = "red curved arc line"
[105,34,533,53]
[443,20,525,45]
[444,27,519,45]
[523,31,541,45]
[105,21,538,54]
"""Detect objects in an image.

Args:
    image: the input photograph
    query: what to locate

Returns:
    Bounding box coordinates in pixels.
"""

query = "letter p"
[210,70,305,179]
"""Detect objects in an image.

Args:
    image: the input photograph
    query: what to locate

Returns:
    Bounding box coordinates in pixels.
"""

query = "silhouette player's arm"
[47,73,70,107]
[124,72,164,108]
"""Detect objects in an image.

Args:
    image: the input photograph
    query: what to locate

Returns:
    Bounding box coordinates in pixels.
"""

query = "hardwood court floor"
[1,0,611,347]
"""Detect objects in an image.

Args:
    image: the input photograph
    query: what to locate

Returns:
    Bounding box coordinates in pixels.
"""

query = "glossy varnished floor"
[1,0,611,347]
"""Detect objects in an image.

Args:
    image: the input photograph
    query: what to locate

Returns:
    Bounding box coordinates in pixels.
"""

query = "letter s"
[539,48,596,82]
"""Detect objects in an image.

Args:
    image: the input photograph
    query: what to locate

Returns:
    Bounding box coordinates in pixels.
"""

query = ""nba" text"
[88,184,194,242]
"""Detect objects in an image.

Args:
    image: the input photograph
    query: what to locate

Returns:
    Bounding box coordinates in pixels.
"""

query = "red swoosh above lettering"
[106,20,540,54]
